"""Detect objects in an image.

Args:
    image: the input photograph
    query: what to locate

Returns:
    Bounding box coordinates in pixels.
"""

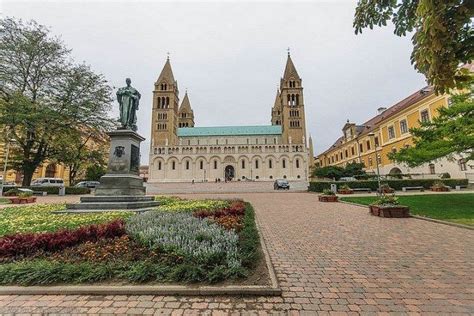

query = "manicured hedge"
[2,186,90,195]
[308,179,469,192]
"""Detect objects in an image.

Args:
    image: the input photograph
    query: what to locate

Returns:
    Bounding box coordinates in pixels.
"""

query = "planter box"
[431,187,449,192]
[337,189,353,195]
[378,188,395,194]
[319,195,338,202]
[8,197,37,204]
[369,205,409,218]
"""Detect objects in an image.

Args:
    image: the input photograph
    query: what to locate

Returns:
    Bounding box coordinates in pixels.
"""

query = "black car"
[274,179,290,190]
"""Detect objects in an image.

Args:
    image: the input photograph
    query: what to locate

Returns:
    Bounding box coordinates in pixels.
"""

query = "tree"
[312,166,345,180]
[0,18,114,186]
[389,83,474,166]
[85,164,107,181]
[343,162,368,179]
[354,0,473,93]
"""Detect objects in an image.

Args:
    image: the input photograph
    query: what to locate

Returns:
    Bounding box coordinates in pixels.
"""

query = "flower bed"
[319,195,338,202]
[7,197,36,204]
[0,198,263,285]
[369,194,410,218]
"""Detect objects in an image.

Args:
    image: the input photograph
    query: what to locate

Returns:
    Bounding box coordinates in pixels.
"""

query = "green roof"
[177,125,282,137]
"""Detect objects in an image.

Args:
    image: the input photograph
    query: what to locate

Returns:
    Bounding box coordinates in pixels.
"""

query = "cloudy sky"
[3,0,426,164]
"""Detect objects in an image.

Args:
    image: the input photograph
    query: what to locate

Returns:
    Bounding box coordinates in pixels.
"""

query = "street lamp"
[368,132,381,195]
[0,138,16,197]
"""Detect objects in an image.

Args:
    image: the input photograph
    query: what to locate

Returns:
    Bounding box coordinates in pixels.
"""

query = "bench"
[352,188,372,193]
[33,191,47,196]
[454,185,468,190]
[402,186,424,192]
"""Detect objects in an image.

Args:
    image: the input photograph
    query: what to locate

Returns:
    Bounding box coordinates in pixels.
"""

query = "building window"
[366,140,371,150]
[282,159,286,168]
[400,119,408,134]
[199,160,204,170]
[172,161,176,170]
[296,159,300,168]
[268,159,273,169]
[214,160,217,169]
[185,160,190,170]
[429,163,435,174]
[345,150,348,158]
[241,160,245,169]
[351,147,355,156]
[158,161,162,170]
[459,159,467,171]
[359,143,363,153]
[420,109,430,123]
[374,136,379,147]
[388,126,395,139]
[255,160,259,169]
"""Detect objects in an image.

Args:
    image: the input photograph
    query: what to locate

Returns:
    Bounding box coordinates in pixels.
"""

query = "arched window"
[296,159,300,168]
[255,160,259,169]
[185,160,190,170]
[214,160,217,169]
[166,97,170,107]
[172,161,176,170]
[296,94,299,105]
[199,160,204,170]
[268,159,273,169]
[282,159,286,168]
[241,160,245,169]
[158,161,162,170]
[287,94,291,105]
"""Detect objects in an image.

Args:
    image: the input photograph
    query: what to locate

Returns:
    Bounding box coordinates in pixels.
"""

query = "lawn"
[0,197,263,285]
[341,193,474,226]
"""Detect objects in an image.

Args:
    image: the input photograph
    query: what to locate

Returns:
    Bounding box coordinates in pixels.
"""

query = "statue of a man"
[116,78,141,131]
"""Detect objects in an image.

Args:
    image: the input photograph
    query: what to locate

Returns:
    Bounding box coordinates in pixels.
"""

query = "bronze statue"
[117,78,141,131]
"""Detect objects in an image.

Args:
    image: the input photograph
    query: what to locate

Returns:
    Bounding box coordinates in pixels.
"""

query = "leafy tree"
[312,166,345,180]
[85,164,107,181]
[354,0,473,93]
[0,18,113,186]
[343,162,368,179]
[389,82,474,166]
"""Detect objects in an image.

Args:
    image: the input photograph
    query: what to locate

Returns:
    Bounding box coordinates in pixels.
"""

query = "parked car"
[274,179,290,190]
[2,182,18,189]
[339,177,357,182]
[30,178,65,187]
[75,181,100,188]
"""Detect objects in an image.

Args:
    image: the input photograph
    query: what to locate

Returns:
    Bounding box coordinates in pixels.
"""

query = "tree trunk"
[21,165,35,187]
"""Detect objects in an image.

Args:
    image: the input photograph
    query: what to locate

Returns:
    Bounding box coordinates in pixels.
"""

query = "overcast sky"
[3,0,427,164]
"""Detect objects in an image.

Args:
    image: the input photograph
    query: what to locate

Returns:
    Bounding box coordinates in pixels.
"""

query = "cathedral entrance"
[224,165,235,181]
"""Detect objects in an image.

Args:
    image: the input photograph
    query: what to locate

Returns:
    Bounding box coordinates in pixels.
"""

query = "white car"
[31,178,65,187]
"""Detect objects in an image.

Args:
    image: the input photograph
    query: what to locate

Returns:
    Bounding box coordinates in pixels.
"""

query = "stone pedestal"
[66,129,159,212]
[95,129,145,196]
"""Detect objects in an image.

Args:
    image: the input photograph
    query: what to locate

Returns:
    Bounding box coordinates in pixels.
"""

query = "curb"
[0,203,282,296]
[339,200,473,230]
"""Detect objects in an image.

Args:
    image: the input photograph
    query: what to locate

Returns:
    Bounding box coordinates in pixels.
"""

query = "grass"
[0,198,10,205]
[341,193,474,226]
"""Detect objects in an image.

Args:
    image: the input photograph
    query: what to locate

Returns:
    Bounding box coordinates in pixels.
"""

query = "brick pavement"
[0,192,473,315]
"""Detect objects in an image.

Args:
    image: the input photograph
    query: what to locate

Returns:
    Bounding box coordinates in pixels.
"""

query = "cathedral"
[148,53,313,183]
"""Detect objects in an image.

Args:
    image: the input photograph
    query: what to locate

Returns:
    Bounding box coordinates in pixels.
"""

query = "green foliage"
[85,164,107,181]
[238,203,260,268]
[312,162,367,180]
[0,204,131,236]
[155,198,229,212]
[341,193,474,226]
[389,86,474,166]
[354,0,473,93]
[2,186,90,195]
[373,194,399,206]
[17,191,32,198]
[308,178,468,192]
[0,18,114,186]
[321,189,336,196]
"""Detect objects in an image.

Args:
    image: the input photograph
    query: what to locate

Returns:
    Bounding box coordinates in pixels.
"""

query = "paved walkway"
[1,193,473,315]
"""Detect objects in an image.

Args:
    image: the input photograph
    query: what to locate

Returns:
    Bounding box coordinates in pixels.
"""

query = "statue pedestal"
[95,129,146,196]
[66,129,159,212]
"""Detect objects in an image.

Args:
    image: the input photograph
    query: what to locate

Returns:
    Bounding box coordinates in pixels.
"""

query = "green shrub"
[321,189,335,196]
[2,187,90,195]
[239,203,260,268]
[308,179,469,192]
[372,194,399,206]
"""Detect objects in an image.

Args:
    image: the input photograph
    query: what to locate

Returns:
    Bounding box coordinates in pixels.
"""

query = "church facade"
[148,54,313,183]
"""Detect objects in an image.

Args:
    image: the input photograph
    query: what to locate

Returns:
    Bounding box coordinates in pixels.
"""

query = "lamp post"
[0,138,15,197]
[368,132,381,195]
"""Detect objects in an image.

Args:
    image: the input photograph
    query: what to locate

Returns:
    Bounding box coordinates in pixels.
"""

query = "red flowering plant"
[193,200,245,231]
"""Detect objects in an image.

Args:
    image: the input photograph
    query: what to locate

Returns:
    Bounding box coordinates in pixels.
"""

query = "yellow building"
[0,141,70,185]
[315,86,471,179]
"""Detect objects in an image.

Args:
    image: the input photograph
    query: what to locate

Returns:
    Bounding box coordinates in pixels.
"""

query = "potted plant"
[377,183,395,194]
[319,189,338,202]
[369,194,409,218]
[338,184,353,194]
[431,180,449,192]
[8,191,36,204]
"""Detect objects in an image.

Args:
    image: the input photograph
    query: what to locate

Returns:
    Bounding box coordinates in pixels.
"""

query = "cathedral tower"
[271,88,282,126]
[280,53,307,144]
[151,57,179,146]
[178,91,195,127]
